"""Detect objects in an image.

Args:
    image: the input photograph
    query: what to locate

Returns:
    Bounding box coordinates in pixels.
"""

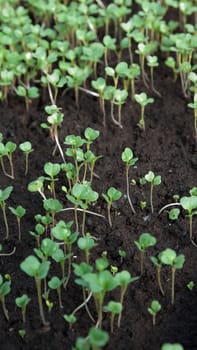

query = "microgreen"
[134,233,157,275]
[48,276,65,309]
[187,280,195,291]
[118,249,126,263]
[114,270,139,328]
[28,176,45,200]
[159,248,185,305]
[147,300,161,326]
[20,255,51,325]
[161,344,184,350]
[43,198,63,228]
[0,274,11,321]
[146,55,161,97]
[30,223,45,248]
[91,77,106,126]
[44,162,61,198]
[15,85,39,111]
[134,92,154,130]
[113,88,128,127]
[168,208,180,220]
[140,171,161,213]
[77,233,96,264]
[104,301,123,333]
[9,205,26,240]
[180,194,197,243]
[121,147,138,214]
[188,91,197,141]
[0,186,13,239]
[150,254,165,296]
[4,141,17,179]
[102,187,122,227]
[19,141,33,176]
[15,294,31,323]
[88,326,109,349]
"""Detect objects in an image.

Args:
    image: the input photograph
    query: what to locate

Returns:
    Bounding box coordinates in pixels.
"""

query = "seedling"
[147,300,161,326]
[104,301,122,333]
[44,162,61,198]
[187,281,195,291]
[102,187,122,227]
[4,141,17,179]
[30,223,45,248]
[20,255,51,326]
[118,249,126,263]
[19,141,33,175]
[9,205,26,240]
[63,314,77,329]
[77,233,96,264]
[161,344,184,350]
[88,326,109,349]
[188,91,197,141]
[43,198,63,228]
[91,77,106,126]
[15,85,39,111]
[159,248,185,305]
[140,171,161,213]
[121,147,138,214]
[41,105,65,163]
[18,329,26,339]
[0,274,11,321]
[134,233,157,275]
[0,186,13,239]
[168,208,180,220]
[150,254,165,296]
[146,55,161,97]
[28,177,46,200]
[180,194,197,243]
[134,92,154,130]
[48,276,65,309]
[15,294,31,323]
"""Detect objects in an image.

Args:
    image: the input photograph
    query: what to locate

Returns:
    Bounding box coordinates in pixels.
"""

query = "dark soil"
[0,48,197,350]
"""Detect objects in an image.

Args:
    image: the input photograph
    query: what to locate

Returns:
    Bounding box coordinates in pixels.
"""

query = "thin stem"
[140,250,144,275]
[63,246,72,289]
[72,291,93,316]
[126,165,136,214]
[8,154,14,179]
[54,129,65,164]
[107,204,112,227]
[158,202,181,215]
[60,207,105,219]
[82,209,86,237]
[17,217,21,241]
[35,278,49,326]
[1,203,9,239]
[152,314,156,326]
[57,287,63,309]
[0,246,16,256]
[1,297,9,321]
[150,182,154,213]
[117,286,127,328]
[157,267,165,296]
[110,313,115,333]
[25,153,29,176]
[171,267,176,305]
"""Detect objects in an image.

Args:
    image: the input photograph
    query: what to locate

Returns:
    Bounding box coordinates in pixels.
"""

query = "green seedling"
[140,171,161,213]
[41,105,65,163]
[161,344,184,350]
[120,19,134,63]
[147,55,161,97]
[115,270,139,328]
[140,201,147,210]
[127,63,141,100]
[0,186,13,239]
[91,77,106,126]
[103,35,116,66]
[48,276,65,308]
[15,294,31,323]
[67,182,99,235]
[134,233,157,275]
[104,301,123,333]
[28,177,45,200]
[63,313,77,329]
[118,249,126,263]
[102,187,122,227]
[9,205,26,240]
[121,147,138,214]
[77,233,96,264]
[88,326,109,349]
[44,162,61,198]
[134,92,154,130]
[52,220,78,288]
[64,134,86,182]
[43,198,63,228]
[135,42,157,88]
[111,265,118,275]
[4,141,17,179]
[147,300,161,326]
[66,65,92,108]
[41,68,66,105]
[187,281,195,291]
[18,329,26,339]
[20,255,51,326]
[150,254,165,296]
[30,223,45,248]
[169,208,180,220]
[19,141,33,175]
[113,88,128,127]
[15,85,39,111]
[180,194,197,243]
[0,274,11,321]
[159,248,185,305]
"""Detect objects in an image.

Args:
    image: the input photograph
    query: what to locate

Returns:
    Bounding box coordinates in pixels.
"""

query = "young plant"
[150,254,165,296]
[180,194,197,243]
[146,55,161,97]
[0,274,11,321]
[140,171,161,213]
[104,301,122,333]
[4,141,17,179]
[48,276,65,309]
[113,88,128,128]
[9,205,26,240]
[88,327,109,349]
[118,249,126,263]
[20,255,51,326]
[147,300,161,326]
[159,248,185,305]
[102,187,122,227]
[77,233,96,264]
[0,186,13,239]
[44,162,61,198]
[121,147,138,214]
[188,91,197,141]
[114,270,139,328]
[91,77,107,127]
[19,141,33,175]
[15,85,39,111]
[15,294,31,323]
[134,92,154,130]
[43,198,63,228]
[134,233,157,275]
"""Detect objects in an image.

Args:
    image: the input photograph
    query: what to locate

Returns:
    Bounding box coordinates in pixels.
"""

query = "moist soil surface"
[0,55,197,350]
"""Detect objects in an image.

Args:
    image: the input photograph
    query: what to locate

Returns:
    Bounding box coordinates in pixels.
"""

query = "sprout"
[102,187,122,227]
[15,294,31,323]
[134,92,154,130]
[147,300,161,326]
[140,171,161,213]
[19,141,33,176]
[134,233,157,275]
[9,205,26,240]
